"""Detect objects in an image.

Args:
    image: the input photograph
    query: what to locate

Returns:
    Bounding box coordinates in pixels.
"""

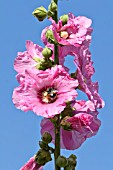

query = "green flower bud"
[42,132,52,144]
[60,14,68,25]
[46,29,54,40]
[48,0,57,12]
[45,29,58,44]
[42,47,53,58]
[35,149,52,165]
[56,156,68,167]
[68,154,77,167]
[39,141,48,149]
[32,6,47,21]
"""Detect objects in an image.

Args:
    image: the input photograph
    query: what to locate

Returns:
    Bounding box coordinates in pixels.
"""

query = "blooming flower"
[67,113,101,138]
[13,65,78,118]
[20,156,43,170]
[41,13,92,48]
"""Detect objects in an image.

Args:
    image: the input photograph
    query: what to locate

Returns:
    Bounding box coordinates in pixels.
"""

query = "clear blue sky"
[0,0,113,169]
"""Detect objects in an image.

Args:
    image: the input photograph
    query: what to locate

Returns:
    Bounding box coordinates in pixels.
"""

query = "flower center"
[60,31,69,39]
[42,87,57,103]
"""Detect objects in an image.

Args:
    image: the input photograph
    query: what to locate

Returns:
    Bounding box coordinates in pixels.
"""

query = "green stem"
[54,44,59,65]
[53,0,58,23]
[52,1,60,170]
[54,115,60,170]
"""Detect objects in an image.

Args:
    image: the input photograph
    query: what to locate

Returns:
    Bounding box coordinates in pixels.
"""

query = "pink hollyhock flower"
[12,65,78,118]
[41,13,92,47]
[41,111,101,150]
[14,40,54,74]
[67,113,101,138]
[20,156,43,170]
[74,46,105,109]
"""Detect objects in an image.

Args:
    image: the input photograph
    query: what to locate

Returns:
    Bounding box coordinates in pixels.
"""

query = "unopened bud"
[60,14,68,25]
[68,154,77,167]
[56,156,68,167]
[32,6,47,21]
[48,0,57,12]
[35,149,52,165]
[42,47,53,58]
[42,132,52,144]
[46,29,54,40]
[39,141,48,149]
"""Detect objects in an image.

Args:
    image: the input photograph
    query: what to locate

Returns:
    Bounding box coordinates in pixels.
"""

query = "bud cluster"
[35,132,53,165]
[56,154,77,169]
[32,0,58,22]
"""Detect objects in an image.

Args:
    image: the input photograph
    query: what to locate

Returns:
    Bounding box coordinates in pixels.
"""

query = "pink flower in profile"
[41,110,101,150]
[41,13,92,47]
[74,46,105,109]
[20,156,43,170]
[12,65,78,118]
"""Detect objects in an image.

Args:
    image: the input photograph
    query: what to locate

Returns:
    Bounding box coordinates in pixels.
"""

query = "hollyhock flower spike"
[41,13,92,47]
[12,65,78,118]
[12,0,105,169]
[20,156,43,170]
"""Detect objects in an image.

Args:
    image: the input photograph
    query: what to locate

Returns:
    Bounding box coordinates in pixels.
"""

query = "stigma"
[60,31,69,39]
